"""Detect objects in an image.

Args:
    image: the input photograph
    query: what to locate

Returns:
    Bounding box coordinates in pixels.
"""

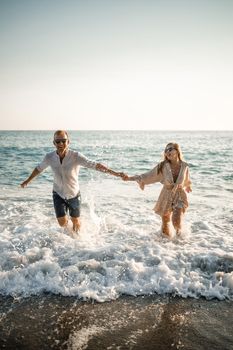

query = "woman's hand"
[121,174,130,181]
[185,186,192,193]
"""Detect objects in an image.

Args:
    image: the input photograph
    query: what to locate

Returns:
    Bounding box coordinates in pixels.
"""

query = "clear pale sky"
[1,0,233,130]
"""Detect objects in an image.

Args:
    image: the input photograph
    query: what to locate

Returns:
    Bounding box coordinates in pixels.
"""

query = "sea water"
[0,130,232,302]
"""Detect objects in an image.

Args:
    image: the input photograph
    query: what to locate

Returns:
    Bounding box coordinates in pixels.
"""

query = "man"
[20,130,124,234]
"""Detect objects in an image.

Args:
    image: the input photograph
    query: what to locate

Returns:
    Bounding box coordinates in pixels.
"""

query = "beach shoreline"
[0,294,232,350]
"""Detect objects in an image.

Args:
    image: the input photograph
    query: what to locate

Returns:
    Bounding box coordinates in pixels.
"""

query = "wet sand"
[0,294,232,350]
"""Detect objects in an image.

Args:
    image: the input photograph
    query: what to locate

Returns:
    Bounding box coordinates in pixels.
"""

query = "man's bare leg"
[57,216,74,235]
[57,215,69,228]
[70,217,81,233]
[57,216,80,236]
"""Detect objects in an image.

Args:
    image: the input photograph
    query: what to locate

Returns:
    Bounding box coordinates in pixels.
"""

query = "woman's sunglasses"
[165,147,176,153]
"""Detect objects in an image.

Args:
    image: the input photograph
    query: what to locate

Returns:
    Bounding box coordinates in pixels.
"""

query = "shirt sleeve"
[37,154,50,172]
[76,152,97,169]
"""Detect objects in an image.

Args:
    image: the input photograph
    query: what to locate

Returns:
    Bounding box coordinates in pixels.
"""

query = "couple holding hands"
[21,130,192,238]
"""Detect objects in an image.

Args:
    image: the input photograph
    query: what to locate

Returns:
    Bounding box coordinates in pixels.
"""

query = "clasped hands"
[96,163,129,180]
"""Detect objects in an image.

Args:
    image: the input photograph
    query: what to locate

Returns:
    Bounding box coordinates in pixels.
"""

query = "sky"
[1,0,233,130]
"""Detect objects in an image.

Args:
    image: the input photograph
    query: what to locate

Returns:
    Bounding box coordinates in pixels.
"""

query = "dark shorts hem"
[52,191,81,218]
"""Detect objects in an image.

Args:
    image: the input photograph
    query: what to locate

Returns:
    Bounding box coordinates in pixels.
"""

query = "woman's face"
[164,144,178,161]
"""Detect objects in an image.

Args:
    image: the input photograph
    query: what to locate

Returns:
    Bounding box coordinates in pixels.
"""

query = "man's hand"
[20,180,29,188]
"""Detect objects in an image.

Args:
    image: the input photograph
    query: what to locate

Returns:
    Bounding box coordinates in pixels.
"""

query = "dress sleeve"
[37,154,50,172]
[136,165,162,190]
[184,166,192,188]
[77,152,97,169]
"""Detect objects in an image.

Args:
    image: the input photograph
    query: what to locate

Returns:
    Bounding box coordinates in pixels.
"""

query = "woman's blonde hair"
[157,143,184,174]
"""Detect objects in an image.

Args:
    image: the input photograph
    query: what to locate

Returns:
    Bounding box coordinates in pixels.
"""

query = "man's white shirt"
[37,150,97,199]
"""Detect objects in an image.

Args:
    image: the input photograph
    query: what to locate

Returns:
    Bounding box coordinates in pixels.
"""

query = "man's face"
[53,132,69,153]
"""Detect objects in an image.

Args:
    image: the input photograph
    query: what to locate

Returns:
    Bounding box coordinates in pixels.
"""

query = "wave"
[0,224,232,302]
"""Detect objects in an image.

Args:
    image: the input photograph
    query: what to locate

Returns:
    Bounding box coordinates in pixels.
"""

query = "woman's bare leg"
[172,208,183,235]
[161,212,172,237]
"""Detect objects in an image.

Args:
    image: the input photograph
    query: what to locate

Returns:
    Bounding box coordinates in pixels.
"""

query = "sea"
[0,130,233,302]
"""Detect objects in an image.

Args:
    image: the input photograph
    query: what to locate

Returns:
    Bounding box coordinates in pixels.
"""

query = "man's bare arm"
[95,163,125,178]
[20,168,41,188]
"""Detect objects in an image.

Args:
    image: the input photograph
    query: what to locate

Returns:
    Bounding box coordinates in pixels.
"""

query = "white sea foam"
[67,325,105,350]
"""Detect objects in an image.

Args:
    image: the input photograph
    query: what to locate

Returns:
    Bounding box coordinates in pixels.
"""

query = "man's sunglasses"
[54,139,68,144]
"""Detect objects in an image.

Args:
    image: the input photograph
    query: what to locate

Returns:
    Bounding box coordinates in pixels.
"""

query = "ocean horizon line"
[0,129,232,132]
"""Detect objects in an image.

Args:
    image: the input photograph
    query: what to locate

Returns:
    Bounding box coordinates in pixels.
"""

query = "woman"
[123,143,192,237]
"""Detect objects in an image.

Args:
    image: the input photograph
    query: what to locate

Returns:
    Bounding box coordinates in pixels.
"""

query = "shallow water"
[0,130,233,301]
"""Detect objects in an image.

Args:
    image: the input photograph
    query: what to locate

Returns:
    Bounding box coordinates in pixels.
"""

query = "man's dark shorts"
[52,191,81,218]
